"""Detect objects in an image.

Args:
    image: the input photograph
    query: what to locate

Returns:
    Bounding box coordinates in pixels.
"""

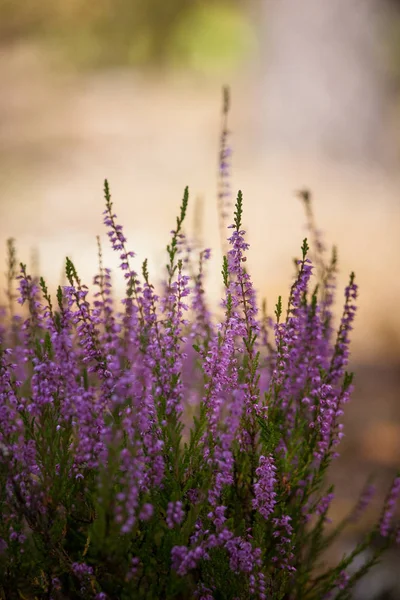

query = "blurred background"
[0,0,400,595]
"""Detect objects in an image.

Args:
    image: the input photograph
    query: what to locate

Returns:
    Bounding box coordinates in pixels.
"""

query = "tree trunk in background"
[259,0,397,169]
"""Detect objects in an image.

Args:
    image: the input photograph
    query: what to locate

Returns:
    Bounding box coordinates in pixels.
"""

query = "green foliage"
[0,0,254,70]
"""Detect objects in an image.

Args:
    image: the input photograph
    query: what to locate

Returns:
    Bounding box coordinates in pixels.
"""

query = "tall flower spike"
[272,241,314,416]
[380,476,400,538]
[227,191,261,415]
[103,179,143,326]
[252,454,277,520]
[329,272,358,384]
[350,483,375,523]
[5,238,18,319]
[217,86,232,255]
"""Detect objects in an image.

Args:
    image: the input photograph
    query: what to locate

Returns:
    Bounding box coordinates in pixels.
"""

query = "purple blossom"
[271,516,296,572]
[252,454,277,520]
[166,501,185,529]
[227,224,261,415]
[329,273,358,383]
[336,570,350,591]
[72,562,94,578]
[194,583,215,600]
[380,476,400,538]
[217,86,232,251]
[225,536,262,574]
[171,545,208,576]
[272,254,314,433]
[350,484,375,523]
[316,492,335,518]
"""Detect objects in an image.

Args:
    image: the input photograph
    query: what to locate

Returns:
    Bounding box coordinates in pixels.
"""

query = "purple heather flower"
[271,515,296,572]
[380,476,400,538]
[225,537,262,574]
[126,557,140,582]
[217,87,232,251]
[258,572,267,600]
[171,544,208,576]
[71,562,94,578]
[350,484,375,523]
[190,249,213,347]
[272,255,315,432]
[139,503,154,521]
[194,583,215,600]
[51,578,61,591]
[336,570,350,591]
[312,383,348,461]
[252,454,277,520]
[158,267,190,416]
[329,273,358,384]
[316,492,335,518]
[227,225,261,415]
[166,501,185,529]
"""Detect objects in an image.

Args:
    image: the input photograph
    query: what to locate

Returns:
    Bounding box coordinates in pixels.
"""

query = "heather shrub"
[0,99,399,600]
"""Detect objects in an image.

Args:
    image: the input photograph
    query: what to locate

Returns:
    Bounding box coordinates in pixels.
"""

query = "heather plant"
[1,100,400,600]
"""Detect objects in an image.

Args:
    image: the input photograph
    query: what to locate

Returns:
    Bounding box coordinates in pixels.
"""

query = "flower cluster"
[0,183,398,600]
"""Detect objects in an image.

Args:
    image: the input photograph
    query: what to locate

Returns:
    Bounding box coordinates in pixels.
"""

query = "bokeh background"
[0,0,400,595]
